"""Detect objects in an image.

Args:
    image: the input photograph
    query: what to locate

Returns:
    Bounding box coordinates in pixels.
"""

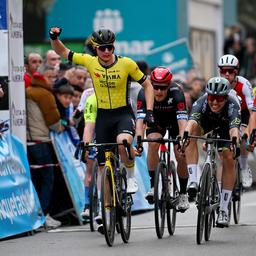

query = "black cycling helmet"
[91,29,115,46]
[206,76,231,96]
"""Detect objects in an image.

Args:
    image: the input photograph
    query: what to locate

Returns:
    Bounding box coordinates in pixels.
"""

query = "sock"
[179,177,188,194]
[239,156,247,170]
[126,162,135,178]
[187,164,197,184]
[220,189,232,213]
[148,170,155,188]
[84,186,90,205]
[218,181,222,193]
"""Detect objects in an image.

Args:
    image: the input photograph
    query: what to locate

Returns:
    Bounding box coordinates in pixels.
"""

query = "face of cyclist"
[96,44,115,64]
[219,67,237,87]
[207,94,228,113]
[152,83,170,102]
[27,53,42,75]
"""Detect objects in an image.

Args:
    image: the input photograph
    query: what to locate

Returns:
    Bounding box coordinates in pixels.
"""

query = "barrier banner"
[50,131,85,225]
[132,150,154,211]
[0,133,45,239]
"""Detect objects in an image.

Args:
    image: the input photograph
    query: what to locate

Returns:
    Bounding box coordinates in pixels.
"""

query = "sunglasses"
[208,94,227,103]
[97,45,114,52]
[220,68,236,75]
[153,84,169,91]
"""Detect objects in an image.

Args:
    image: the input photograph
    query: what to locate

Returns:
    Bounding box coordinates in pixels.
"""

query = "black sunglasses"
[153,84,169,91]
[98,45,114,52]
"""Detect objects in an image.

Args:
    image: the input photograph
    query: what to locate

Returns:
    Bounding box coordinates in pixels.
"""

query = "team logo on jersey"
[168,98,173,104]
[231,117,241,126]
[137,100,143,109]
[94,72,101,78]
[177,102,185,111]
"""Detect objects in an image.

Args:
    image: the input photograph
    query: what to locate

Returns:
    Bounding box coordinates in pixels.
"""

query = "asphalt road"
[2,190,256,256]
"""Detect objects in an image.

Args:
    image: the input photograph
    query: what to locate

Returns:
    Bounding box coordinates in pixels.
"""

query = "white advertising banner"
[0,30,8,76]
[7,0,26,144]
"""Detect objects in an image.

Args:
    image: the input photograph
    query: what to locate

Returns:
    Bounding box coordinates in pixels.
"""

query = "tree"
[23,0,55,16]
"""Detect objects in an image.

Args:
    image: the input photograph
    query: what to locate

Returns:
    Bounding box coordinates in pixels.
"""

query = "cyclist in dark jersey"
[136,67,190,211]
[184,76,241,227]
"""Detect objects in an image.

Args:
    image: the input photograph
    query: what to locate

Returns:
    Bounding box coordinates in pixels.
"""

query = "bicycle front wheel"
[154,161,167,239]
[166,160,177,236]
[89,161,99,232]
[101,166,116,247]
[196,163,210,244]
[118,166,132,243]
[233,161,242,224]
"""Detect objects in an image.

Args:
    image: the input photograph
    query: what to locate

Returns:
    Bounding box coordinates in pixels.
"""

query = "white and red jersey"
[233,76,253,111]
[252,96,256,112]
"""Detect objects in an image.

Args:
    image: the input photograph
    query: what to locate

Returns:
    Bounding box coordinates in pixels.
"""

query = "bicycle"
[83,140,133,247]
[182,131,237,244]
[231,129,256,224]
[89,160,99,231]
[137,131,180,238]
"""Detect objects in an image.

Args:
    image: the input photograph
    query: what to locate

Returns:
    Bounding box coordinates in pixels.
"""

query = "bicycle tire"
[101,166,116,247]
[89,161,99,232]
[205,176,218,241]
[196,163,210,244]
[154,161,167,239]
[233,161,242,224]
[166,160,177,236]
[118,166,132,243]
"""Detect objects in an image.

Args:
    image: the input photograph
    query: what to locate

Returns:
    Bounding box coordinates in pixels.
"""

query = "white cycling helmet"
[218,54,239,69]
[206,77,231,96]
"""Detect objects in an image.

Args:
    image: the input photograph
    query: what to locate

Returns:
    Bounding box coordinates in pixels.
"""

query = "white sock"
[218,182,222,193]
[126,164,135,179]
[239,156,248,170]
[187,164,197,183]
[220,189,232,213]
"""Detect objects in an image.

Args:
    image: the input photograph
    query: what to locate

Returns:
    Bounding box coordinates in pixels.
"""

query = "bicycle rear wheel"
[101,166,116,247]
[118,166,132,243]
[167,160,177,236]
[154,161,167,238]
[196,163,210,244]
[89,161,99,232]
[233,161,242,224]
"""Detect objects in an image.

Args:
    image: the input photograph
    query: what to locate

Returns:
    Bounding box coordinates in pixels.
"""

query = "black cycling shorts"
[241,108,250,127]
[95,105,135,165]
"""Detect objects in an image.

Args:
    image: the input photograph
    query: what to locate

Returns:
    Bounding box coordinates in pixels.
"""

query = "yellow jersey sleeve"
[124,57,145,83]
[72,52,95,68]
[84,94,97,123]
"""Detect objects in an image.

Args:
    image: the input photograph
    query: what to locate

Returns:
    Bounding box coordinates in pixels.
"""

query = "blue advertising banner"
[132,150,153,211]
[0,133,45,239]
[46,0,178,66]
[50,131,86,225]
[146,38,193,74]
[0,0,7,30]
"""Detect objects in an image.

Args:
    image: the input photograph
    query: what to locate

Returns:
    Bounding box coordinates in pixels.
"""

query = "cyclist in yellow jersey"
[49,27,154,197]
[80,93,97,218]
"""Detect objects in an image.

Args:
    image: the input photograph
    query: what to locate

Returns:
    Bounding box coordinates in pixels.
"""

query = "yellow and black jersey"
[70,52,146,109]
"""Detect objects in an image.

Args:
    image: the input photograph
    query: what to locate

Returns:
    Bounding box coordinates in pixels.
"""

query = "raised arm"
[49,27,70,59]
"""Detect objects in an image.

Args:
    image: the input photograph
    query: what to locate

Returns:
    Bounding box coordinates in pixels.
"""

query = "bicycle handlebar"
[77,140,133,161]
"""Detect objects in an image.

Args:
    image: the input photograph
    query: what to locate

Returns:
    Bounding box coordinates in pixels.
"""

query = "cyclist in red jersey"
[218,54,253,188]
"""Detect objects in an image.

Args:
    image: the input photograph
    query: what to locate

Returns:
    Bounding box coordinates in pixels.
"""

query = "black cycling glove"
[49,27,62,40]
[144,110,155,127]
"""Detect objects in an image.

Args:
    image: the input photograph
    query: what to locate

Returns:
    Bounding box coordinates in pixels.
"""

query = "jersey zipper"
[105,68,112,109]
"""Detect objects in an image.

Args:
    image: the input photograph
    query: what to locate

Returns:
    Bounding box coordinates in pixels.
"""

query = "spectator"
[45,49,61,69]
[26,64,64,229]
[24,52,42,88]
[188,77,205,104]
[239,37,256,83]
[0,84,4,98]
